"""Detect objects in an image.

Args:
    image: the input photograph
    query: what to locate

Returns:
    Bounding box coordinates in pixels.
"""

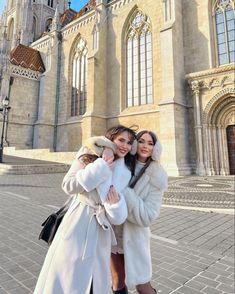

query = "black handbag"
[39,198,72,245]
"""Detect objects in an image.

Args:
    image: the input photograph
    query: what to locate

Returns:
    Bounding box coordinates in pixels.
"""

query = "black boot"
[112,286,128,294]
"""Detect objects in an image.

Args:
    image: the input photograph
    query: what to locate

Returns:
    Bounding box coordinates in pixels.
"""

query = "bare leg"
[136,282,156,294]
[110,253,126,291]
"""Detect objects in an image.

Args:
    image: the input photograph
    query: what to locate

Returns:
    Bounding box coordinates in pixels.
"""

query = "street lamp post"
[0,96,11,163]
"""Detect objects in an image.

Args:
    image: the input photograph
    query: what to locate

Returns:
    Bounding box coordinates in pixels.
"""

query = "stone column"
[208,124,215,175]
[159,0,192,176]
[212,125,219,175]
[81,0,108,143]
[217,125,226,175]
[33,33,59,149]
[191,80,205,175]
[203,125,211,175]
[222,127,230,175]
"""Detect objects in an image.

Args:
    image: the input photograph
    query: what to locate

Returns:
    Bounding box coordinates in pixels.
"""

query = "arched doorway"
[202,90,235,175]
[226,125,235,175]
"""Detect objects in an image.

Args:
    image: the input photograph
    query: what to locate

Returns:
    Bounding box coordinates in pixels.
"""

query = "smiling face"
[137,132,154,162]
[113,131,132,158]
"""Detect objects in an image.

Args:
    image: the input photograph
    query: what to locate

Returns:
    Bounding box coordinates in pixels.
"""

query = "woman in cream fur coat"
[34,125,136,294]
[87,130,168,294]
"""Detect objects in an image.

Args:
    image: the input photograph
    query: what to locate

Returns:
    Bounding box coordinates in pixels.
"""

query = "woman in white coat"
[34,125,136,294]
[89,130,168,294]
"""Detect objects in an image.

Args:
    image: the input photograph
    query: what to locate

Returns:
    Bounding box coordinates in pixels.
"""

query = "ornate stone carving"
[202,89,235,123]
[226,111,235,126]
[11,65,41,80]
[62,15,96,38]
[107,0,135,13]
[186,64,235,80]
[190,80,200,94]
[200,75,235,89]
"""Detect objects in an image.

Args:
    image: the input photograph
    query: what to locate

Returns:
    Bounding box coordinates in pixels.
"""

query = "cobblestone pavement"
[0,173,234,294]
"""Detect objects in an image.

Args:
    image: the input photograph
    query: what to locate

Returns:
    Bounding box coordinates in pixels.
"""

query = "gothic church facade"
[0,0,234,176]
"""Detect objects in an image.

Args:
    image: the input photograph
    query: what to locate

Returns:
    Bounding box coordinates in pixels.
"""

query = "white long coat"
[123,162,168,287]
[34,147,130,294]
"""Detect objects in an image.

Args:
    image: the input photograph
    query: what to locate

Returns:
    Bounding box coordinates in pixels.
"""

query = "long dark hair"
[129,130,157,188]
[105,125,136,171]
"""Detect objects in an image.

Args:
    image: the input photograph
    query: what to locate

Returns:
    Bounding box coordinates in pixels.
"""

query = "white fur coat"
[34,146,130,294]
[123,161,167,287]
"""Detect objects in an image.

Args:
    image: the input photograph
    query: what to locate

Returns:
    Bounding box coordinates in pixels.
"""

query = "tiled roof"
[76,0,96,18]
[60,0,97,26]
[60,8,78,27]
[10,44,45,73]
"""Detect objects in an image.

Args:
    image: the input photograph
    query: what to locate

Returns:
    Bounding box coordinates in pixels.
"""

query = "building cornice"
[186,64,235,81]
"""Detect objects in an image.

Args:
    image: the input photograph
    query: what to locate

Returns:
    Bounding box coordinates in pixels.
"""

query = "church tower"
[0,0,68,49]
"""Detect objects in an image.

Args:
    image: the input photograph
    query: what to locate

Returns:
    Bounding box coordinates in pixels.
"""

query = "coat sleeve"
[84,136,117,156]
[124,185,164,227]
[104,192,128,225]
[62,156,111,196]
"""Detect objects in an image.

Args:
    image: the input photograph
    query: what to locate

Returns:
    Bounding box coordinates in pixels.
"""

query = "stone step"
[3,147,76,164]
[0,162,70,175]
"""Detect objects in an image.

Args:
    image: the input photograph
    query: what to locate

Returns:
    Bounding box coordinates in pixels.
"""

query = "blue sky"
[0,1,89,16]
[70,0,89,12]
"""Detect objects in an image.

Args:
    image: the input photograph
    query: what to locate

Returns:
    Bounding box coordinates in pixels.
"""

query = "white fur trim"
[130,139,137,155]
[151,140,162,161]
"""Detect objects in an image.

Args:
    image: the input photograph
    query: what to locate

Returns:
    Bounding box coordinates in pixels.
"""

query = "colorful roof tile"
[60,8,78,27]
[10,44,45,73]
[60,0,97,26]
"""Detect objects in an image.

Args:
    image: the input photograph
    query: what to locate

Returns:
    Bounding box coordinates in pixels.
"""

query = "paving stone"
[199,271,218,280]
[9,287,31,294]
[215,275,234,285]
[171,268,195,279]
[202,286,223,294]
[1,279,22,291]
[177,285,202,294]
[170,274,189,284]
[193,276,220,288]
[157,276,181,289]
[13,271,35,282]
[216,283,235,293]
[185,279,206,291]
[0,274,12,283]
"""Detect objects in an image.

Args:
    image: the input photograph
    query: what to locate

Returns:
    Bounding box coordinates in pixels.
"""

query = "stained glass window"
[126,11,153,107]
[71,39,88,116]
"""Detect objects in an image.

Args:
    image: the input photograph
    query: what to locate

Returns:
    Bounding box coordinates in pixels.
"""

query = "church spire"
[51,5,61,31]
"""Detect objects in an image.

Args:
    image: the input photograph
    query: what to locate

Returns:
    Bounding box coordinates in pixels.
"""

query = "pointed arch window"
[71,38,88,116]
[48,0,54,8]
[213,0,235,65]
[45,18,52,32]
[126,11,153,107]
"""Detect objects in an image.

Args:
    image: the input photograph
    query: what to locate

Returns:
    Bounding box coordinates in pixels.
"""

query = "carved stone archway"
[202,92,235,175]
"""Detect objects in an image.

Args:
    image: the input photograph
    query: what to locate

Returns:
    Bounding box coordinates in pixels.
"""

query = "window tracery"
[71,38,88,116]
[213,0,235,65]
[126,10,153,107]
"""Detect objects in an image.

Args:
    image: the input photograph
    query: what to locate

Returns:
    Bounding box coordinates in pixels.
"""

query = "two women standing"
[34,125,136,294]
[34,125,167,294]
